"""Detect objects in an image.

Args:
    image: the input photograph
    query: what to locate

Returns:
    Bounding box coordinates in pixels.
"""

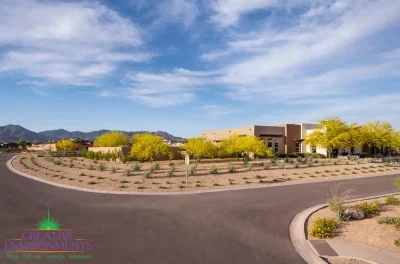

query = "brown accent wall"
[280,124,301,154]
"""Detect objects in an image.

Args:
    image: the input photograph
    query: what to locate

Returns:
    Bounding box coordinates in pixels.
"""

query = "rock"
[344,208,366,220]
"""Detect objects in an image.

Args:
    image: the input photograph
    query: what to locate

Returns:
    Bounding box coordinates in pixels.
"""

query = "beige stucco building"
[202,123,362,156]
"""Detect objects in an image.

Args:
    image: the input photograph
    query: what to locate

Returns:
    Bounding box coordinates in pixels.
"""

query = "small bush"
[143,171,152,178]
[209,165,218,174]
[196,184,201,187]
[87,181,97,185]
[189,164,198,176]
[132,163,141,172]
[247,163,254,171]
[385,196,400,206]
[119,185,128,188]
[111,167,117,174]
[179,185,185,189]
[167,166,175,177]
[244,180,250,184]
[294,162,300,169]
[309,217,338,239]
[355,201,380,215]
[79,173,85,177]
[138,186,145,189]
[213,183,219,186]
[169,162,174,167]
[54,159,62,165]
[124,169,131,176]
[152,162,160,170]
[228,163,236,173]
[88,164,95,170]
[378,217,400,228]
[159,186,167,189]
[263,164,270,170]
[98,163,105,171]
[255,175,262,179]
[120,180,129,184]
[277,162,285,169]
[395,239,400,247]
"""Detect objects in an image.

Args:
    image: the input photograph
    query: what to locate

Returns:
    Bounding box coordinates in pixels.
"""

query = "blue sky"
[1,0,400,138]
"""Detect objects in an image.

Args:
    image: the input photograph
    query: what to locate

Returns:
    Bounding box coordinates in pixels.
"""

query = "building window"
[274,141,279,153]
[295,142,300,153]
[311,146,317,153]
[266,138,273,149]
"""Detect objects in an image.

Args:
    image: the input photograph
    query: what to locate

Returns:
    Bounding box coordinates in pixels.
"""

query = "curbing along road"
[0,153,399,264]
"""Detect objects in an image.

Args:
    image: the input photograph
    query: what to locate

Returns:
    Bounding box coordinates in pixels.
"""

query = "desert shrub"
[86,151,95,160]
[228,163,236,173]
[189,163,198,176]
[294,162,300,169]
[263,164,270,170]
[333,160,339,165]
[111,167,117,174]
[120,180,129,184]
[132,163,141,172]
[255,175,262,179]
[359,152,369,158]
[124,169,132,176]
[137,186,145,189]
[98,163,105,171]
[143,171,152,178]
[148,166,156,174]
[88,164,95,170]
[395,239,400,247]
[87,181,97,185]
[79,173,85,177]
[355,201,380,215]
[247,163,254,171]
[277,162,285,169]
[167,166,175,177]
[378,217,400,230]
[54,159,62,165]
[284,157,289,163]
[385,196,400,206]
[309,217,338,239]
[209,165,218,174]
[97,177,105,180]
[327,184,353,221]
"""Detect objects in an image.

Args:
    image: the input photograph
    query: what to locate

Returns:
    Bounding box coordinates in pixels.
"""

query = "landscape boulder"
[344,208,366,220]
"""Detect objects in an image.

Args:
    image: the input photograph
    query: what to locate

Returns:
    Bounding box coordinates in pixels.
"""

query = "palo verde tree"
[94,131,129,147]
[56,139,78,151]
[130,133,173,162]
[304,117,349,158]
[360,121,398,154]
[337,122,364,152]
[185,137,217,162]
[219,134,271,163]
[16,139,28,149]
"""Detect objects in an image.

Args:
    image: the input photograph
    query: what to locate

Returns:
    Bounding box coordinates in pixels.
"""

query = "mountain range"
[0,125,186,142]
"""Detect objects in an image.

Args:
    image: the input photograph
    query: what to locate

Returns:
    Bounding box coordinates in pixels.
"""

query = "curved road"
[0,153,398,264]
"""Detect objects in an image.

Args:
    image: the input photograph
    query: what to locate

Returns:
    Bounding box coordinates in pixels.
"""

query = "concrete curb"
[6,155,400,196]
[289,192,400,264]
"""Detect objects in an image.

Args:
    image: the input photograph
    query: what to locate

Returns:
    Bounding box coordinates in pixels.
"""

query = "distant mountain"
[0,124,186,142]
[0,125,49,142]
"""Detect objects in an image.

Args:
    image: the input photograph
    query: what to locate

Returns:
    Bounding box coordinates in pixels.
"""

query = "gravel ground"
[322,256,372,264]
[309,195,400,252]
[12,153,400,193]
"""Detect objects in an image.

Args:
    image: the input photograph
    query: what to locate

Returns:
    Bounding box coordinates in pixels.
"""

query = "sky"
[1,0,400,138]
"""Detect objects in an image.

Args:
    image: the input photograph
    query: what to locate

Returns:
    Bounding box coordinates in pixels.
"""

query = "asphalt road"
[0,153,398,264]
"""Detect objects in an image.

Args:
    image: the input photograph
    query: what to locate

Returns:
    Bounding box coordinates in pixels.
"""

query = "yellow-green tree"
[56,139,78,151]
[219,134,271,163]
[360,121,397,154]
[304,117,348,158]
[130,133,172,162]
[94,131,129,147]
[337,123,364,151]
[185,137,217,161]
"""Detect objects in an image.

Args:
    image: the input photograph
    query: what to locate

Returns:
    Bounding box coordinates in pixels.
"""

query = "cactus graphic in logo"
[36,201,62,230]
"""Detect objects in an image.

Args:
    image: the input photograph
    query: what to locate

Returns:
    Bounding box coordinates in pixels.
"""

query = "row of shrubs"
[82,150,120,161]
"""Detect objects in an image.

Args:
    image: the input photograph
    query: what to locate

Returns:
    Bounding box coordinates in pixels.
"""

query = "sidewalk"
[309,239,400,264]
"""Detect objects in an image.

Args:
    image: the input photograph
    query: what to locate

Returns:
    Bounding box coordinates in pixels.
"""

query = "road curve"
[0,153,398,264]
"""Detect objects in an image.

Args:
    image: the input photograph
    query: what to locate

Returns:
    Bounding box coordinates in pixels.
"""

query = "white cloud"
[0,0,154,85]
[209,0,325,27]
[98,68,217,107]
[202,104,235,117]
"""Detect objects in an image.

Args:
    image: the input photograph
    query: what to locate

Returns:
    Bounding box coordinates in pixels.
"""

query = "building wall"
[27,143,57,152]
[88,146,131,157]
[202,126,255,142]
[254,125,286,154]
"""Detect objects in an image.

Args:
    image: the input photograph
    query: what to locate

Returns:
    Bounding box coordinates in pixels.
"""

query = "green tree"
[337,123,364,152]
[130,133,172,162]
[219,134,271,163]
[94,131,129,147]
[185,137,217,162]
[360,121,396,154]
[16,139,28,149]
[56,139,78,151]
[304,117,348,158]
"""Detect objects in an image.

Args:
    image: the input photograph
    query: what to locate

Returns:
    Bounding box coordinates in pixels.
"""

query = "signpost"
[185,151,190,187]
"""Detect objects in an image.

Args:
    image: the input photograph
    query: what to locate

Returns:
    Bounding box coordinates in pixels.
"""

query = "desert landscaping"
[308,195,400,253]
[12,153,400,193]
